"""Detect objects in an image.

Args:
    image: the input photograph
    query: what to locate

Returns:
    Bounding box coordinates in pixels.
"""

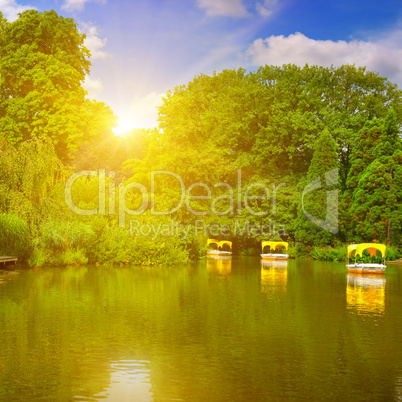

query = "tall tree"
[349,151,402,244]
[347,110,402,243]
[0,10,116,160]
[295,129,338,246]
[374,108,401,158]
[341,110,402,240]
[340,119,383,239]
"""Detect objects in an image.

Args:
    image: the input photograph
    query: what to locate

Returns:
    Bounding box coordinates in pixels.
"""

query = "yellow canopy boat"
[261,241,289,260]
[207,239,232,256]
[346,243,387,274]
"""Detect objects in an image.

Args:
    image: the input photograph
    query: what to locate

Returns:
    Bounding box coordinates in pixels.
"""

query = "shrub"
[28,248,48,267]
[29,219,94,267]
[385,246,401,261]
[310,246,347,261]
[84,217,189,266]
[37,219,94,251]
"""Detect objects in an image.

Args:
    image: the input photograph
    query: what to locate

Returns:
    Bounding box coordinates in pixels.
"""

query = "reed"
[0,213,31,259]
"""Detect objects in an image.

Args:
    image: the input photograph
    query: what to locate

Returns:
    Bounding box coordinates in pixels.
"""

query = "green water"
[0,258,401,401]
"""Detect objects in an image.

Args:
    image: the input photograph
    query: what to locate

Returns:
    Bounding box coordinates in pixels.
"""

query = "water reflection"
[346,274,386,316]
[206,255,232,276]
[395,375,402,400]
[0,262,401,401]
[0,269,20,285]
[260,260,288,295]
[89,360,152,402]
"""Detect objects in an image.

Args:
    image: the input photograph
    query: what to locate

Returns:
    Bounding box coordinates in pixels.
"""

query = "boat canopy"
[261,241,288,251]
[207,239,232,249]
[355,243,386,258]
[219,241,232,249]
[347,244,358,257]
[207,239,219,247]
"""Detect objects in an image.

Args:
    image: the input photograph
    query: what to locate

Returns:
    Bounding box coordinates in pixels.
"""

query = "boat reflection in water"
[260,259,288,295]
[206,255,232,276]
[346,274,386,316]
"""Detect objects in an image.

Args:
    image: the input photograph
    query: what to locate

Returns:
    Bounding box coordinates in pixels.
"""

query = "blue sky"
[2,0,402,132]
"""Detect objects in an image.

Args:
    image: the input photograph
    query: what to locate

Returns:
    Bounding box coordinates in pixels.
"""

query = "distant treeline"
[0,10,401,265]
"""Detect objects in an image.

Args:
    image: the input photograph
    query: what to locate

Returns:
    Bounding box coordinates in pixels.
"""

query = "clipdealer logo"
[64,168,339,237]
[301,168,339,234]
[64,169,286,227]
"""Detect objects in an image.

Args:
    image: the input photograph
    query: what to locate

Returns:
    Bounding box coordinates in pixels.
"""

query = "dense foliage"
[0,213,31,258]
[1,10,401,265]
[0,10,116,160]
[0,137,65,234]
[295,129,338,247]
[124,65,402,253]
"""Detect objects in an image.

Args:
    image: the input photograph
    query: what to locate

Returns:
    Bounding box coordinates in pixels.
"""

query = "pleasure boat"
[260,241,288,260]
[346,243,387,274]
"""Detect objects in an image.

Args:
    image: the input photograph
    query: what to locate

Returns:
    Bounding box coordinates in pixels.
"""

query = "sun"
[113,116,136,136]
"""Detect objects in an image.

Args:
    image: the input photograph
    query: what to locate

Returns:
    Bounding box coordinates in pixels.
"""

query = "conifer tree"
[375,108,401,158]
[341,119,383,239]
[295,129,338,246]
[341,110,402,241]
[350,150,402,244]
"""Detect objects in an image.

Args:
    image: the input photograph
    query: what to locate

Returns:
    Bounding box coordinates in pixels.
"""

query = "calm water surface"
[0,258,401,401]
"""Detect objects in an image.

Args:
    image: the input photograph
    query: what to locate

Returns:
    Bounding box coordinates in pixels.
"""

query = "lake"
[0,258,401,401]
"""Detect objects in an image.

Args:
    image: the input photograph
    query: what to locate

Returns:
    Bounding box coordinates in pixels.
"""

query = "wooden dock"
[0,256,18,265]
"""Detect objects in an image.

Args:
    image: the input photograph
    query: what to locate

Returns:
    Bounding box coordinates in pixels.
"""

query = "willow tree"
[0,10,116,160]
[0,137,65,234]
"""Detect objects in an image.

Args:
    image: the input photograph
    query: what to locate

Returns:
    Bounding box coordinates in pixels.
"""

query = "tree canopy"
[127,64,402,246]
[0,10,116,160]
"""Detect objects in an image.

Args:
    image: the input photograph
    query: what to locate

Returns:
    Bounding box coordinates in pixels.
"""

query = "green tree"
[374,108,401,158]
[0,10,116,160]
[295,129,338,246]
[124,65,401,245]
[340,118,383,239]
[349,151,402,244]
[341,110,402,240]
[157,64,402,184]
[0,137,65,234]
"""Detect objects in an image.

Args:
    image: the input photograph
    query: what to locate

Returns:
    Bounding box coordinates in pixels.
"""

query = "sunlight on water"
[92,360,152,401]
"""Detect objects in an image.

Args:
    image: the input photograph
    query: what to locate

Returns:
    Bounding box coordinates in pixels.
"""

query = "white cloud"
[114,92,165,133]
[80,22,110,60]
[0,0,35,22]
[246,31,402,85]
[256,0,278,18]
[62,0,88,12]
[62,0,104,12]
[197,0,249,18]
[83,76,104,99]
